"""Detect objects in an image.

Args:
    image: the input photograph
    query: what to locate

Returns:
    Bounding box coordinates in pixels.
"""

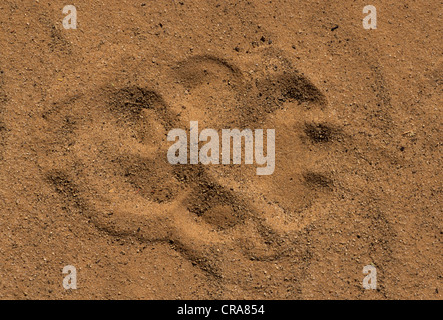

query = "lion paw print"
[44,47,342,278]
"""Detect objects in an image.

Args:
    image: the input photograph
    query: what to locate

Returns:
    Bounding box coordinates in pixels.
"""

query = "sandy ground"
[0,0,441,299]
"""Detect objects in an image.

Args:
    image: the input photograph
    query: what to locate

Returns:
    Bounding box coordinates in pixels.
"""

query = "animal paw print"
[43,47,342,278]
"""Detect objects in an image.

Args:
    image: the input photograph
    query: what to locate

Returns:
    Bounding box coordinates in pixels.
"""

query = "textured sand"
[0,0,441,299]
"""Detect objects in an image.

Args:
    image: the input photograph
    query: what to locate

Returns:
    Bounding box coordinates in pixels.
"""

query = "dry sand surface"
[0,0,441,299]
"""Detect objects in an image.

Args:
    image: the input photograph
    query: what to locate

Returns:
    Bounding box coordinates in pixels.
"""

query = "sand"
[0,0,441,299]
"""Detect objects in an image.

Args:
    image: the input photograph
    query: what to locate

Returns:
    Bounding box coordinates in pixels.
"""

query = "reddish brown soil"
[0,0,441,299]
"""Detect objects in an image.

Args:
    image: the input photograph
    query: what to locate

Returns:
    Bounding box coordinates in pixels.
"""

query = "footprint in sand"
[43,47,343,277]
